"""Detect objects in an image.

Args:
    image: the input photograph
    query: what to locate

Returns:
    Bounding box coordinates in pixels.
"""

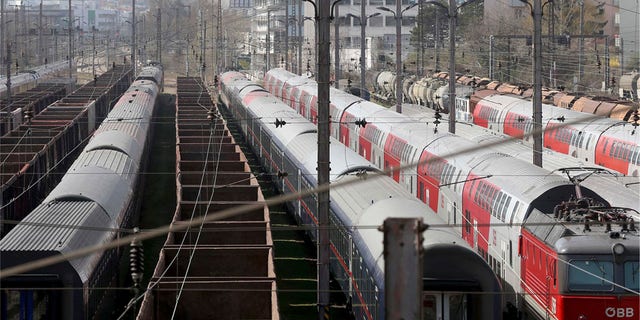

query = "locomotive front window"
[568,259,614,291]
[624,261,640,291]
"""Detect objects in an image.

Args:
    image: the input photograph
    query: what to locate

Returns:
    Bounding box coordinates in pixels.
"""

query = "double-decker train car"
[398,104,640,211]
[0,64,163,320]
[469,91,640,176]
[265,68,640,320]
[219,71,502,320]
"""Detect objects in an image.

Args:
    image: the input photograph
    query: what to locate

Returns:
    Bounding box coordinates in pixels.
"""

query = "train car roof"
[243,92,317,146]
[287,133,377,183]
[45,150,136,220]
[0,200,113,282]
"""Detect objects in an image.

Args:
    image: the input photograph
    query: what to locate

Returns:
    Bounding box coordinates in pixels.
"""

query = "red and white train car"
[470,91,640,176]
[265,69,640,320]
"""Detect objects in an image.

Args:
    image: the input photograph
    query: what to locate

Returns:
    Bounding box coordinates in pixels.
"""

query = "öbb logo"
[605,307,634,318]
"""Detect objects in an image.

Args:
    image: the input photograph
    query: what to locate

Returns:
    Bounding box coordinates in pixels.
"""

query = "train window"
[616,144,625,159]
[489,187,499,208]
[423,295,438,320]
[509,201,519,226]
[568,260,614,291]
[453,171,462,192]
[473,182,482,205]
[502,197,511,222]
[623,145,631,161]
[624,261,640,291]
[497,193,507,220]
[569,131,577,146]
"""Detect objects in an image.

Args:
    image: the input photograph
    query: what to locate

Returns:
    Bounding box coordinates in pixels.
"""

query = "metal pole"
[6,42,11,104]
[267,10,271,72]
[360,3,366,97]
[434,9,439,72]
[395,3,401,113]
[218,3,222,74]
[507,38,511,82]
[298,0,302,74]
[175,6,179,48]
[202,19,206,81]
[68,0,73,79]
[489,35,493,79]
[285,0,289,70]
[578,0,584,85]
[157,7,161,63]
[334,4,339,88]
[605,37,610,91]
[92,27,95,78]
[39,0,43,64]
[200,10,204,78]
[132,0,136,75]
[1,0,4,76]
[549,0,555,87]
[317,0,331,317]
[447,0,455,133]
[418,0,424,76]
[533,0,543,167]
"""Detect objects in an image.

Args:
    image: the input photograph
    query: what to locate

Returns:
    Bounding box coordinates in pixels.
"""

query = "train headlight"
[612,243,625,255]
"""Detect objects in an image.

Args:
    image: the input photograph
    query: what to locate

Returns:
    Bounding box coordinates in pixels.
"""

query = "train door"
[423,292,468,320]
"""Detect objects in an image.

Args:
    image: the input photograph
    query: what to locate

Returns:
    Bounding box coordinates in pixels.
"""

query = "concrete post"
[384,218,425,319]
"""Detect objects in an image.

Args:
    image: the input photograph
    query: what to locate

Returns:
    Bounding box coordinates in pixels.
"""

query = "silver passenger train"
[0,60,71,98]
[0,64,163,319]
[219,71,502,320]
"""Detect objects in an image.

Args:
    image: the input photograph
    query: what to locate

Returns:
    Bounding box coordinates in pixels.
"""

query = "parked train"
[219,71,502,320]
[0,60,71,99]
[0,64,163,320]
[376,70,638,122]
[371,70,640,176]
[469,90,640,176]
[398,104,640,210]
[265,68,640,320]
